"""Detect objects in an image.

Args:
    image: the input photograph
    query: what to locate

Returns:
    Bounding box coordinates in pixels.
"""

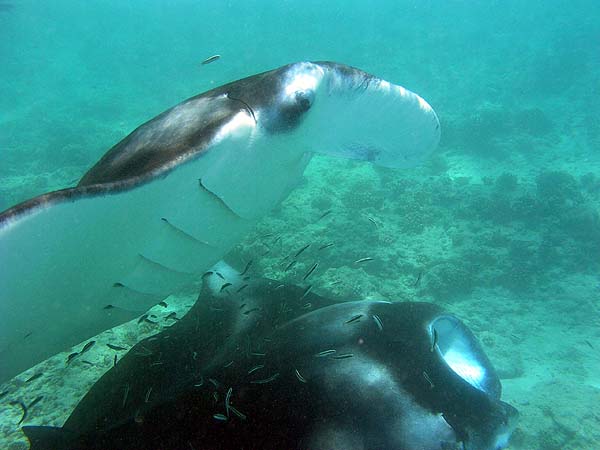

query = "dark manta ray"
[0,61,440,382]
[23,265,518,450]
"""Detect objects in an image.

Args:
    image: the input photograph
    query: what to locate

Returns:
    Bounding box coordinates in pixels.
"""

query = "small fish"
[345,314,363,324]
[103,304,115,310]
[331,353,354,359]
[372,314,383,331]
[319,242,334,250]
[24,332,32,339]
[220,282,233,292]
[318,210,332,221]
[213,413,228,421]
[284,260,297,272]
[25,372,43,383]
[223,361,234,368]
[366,216,379,228]
[243,307,260,315]
[81,360,95,366]
[81,341,96,354]
[229,405,247,420]
[165,312,179,321]
[208,378,220,388]
[239,303,247,310]
[303,262,319,281]
[295,368,307,383]
[250,351,266,357]
[250,373,280,384]
[294,244,311,258]
[430,329,438,353]
[212,392,219,403]
[66,352,79,364]
[414,270,423,287]
[113,354,118,367]
[28,396,43,409]
[240,260,253,276]
[302,302,312,309]
[0,390,9,399]
[300,285,313,299]
[122,384,130,408]
[106,343,128,351]
[194,376,204,387]
[423,371,434,388]
[584,340,594,349]
[138,314,148,324]
[215,272,225,280]
[315,349,336,357]
[225,387,232,417]
[354,257,374,264]
[113,282,124,288]
[158,301,168,308]
[237,284,249,293]
[144,317,159,324]
[247,364,265,375]
[145,386,153,403]
[201,54,221,65]
[10,400,27,425]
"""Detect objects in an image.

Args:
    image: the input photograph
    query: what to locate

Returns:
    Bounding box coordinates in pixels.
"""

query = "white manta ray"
[0,61,440,382]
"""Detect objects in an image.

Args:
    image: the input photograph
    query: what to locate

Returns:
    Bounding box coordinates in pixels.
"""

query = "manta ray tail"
[22,425,75,450]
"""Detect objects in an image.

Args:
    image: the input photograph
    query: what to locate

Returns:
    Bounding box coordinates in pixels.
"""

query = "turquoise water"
[1,1,600,449]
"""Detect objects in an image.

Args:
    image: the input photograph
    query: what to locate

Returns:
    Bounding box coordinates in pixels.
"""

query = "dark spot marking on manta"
[197,179,241,219]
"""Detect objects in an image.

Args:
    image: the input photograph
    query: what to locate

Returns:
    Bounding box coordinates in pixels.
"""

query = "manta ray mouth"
[430,315,499,397]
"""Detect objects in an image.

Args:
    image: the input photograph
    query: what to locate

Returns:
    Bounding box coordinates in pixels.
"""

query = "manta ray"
[0,61,440,382]
[23,265,518,450]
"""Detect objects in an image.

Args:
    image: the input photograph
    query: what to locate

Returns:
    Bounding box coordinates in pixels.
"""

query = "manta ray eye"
[295,90,313,111]
[266,89,314,133]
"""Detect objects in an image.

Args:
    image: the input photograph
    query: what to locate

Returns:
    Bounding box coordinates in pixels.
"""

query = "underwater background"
[1,0,599,448]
